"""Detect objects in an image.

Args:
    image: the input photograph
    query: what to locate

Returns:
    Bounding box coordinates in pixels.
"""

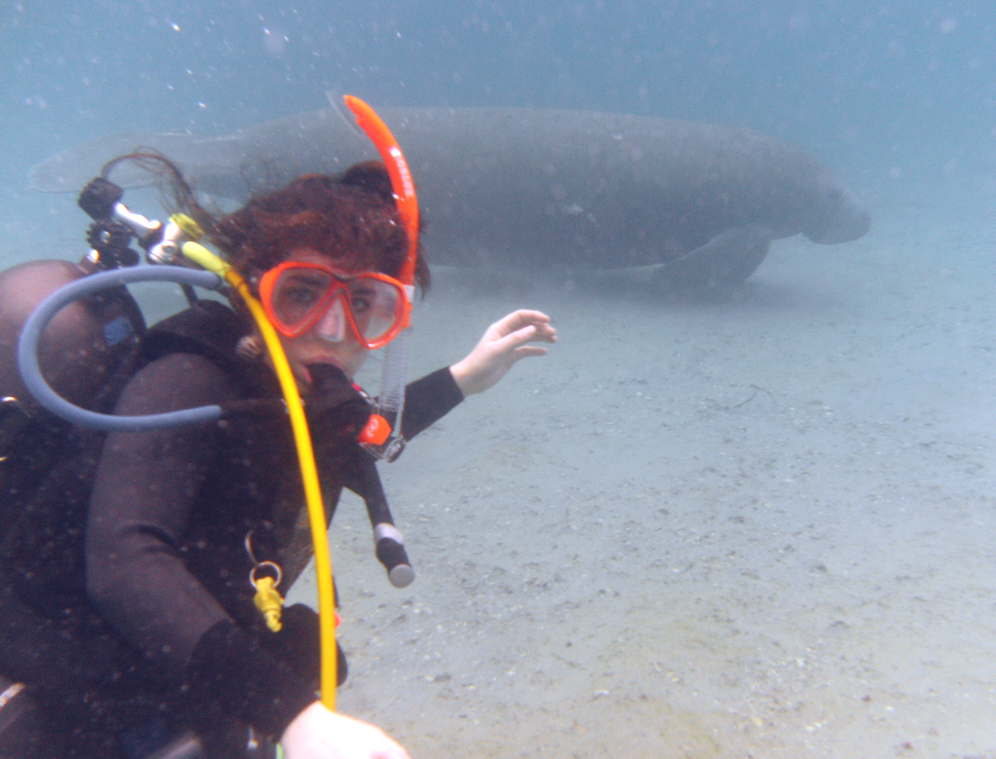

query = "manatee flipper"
[657,225,771,289]
[579,225,771,291]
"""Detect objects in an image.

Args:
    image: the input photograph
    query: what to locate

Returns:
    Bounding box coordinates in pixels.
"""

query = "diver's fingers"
[489,309,553,338]
[529,323,558,342]
[491,324,542,354]
[512,345,550,359]
[492,323,556,353]
[451,323,554,396]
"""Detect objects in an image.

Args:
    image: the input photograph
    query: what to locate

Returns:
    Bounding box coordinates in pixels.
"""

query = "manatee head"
[804,178,871,244]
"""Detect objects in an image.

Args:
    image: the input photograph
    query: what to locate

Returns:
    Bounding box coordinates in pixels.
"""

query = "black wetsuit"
[0,300,463,757]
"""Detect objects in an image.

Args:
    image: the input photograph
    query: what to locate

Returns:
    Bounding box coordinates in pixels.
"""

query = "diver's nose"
[314,298,347,343]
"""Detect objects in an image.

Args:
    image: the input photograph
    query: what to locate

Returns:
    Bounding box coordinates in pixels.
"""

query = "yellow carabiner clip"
[251,562,285,633]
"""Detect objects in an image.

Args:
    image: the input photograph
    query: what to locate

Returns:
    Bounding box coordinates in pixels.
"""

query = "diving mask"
[259,261,410,349]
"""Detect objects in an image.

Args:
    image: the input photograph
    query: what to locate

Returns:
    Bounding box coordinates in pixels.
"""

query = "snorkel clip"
[354,392,406,462]
[359,424,406,463]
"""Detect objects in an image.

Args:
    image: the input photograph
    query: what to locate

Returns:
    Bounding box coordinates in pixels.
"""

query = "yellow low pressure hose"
[182,240,339,709]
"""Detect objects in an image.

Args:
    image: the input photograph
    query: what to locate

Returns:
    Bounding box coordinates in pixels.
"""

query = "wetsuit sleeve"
[399,367,465,439]
[85,353,317,737]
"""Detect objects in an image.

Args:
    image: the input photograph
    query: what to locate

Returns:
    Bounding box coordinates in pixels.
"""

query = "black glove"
[262,603,348,687]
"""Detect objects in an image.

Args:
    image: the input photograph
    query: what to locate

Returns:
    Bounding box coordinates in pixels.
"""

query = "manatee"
[29,107,870,289]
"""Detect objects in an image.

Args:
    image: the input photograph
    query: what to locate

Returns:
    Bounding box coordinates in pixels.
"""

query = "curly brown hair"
[100,154,429,294]
[212,162,429,292]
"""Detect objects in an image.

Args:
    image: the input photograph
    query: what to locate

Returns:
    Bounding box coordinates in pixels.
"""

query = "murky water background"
[4,2,996,756]
[293,172,996,757]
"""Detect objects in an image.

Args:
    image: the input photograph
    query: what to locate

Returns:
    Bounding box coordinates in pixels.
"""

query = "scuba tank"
[0,178,148,537]
[0,177,151,422]
[0,257,144,414]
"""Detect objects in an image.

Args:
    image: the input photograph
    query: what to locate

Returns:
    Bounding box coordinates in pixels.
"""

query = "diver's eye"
[350,289,374,315]
[279,286,322,312]
[285,286,322,308]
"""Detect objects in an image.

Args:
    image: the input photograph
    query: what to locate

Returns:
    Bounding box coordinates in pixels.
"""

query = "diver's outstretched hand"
[449,309,557,397]
[280,702,411,759]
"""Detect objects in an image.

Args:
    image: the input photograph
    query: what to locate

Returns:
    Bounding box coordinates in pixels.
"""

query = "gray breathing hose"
[18,265,224,431]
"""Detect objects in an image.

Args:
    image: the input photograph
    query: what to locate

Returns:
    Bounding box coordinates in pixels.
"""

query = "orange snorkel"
[343,96,419,458]
[343,95,419,295]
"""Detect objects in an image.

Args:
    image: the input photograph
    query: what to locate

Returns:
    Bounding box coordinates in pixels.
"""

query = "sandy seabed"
[288,174,996,759]
[4,172,995,758]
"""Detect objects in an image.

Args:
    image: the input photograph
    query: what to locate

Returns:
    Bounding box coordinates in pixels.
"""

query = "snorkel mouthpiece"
[303,364,372,439]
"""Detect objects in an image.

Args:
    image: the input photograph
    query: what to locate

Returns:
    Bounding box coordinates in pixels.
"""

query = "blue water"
[3,2,994,176]
[4,2,996,756]
[4,1,992,262]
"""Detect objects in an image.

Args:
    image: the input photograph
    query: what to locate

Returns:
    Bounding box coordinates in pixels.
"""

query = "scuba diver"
[0,120,556,755]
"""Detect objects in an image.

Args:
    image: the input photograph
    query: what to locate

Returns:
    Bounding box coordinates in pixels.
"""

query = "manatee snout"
[805,187,871,244]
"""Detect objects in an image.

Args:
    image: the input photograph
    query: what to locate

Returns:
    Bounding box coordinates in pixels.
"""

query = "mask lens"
[268,267,336,334]
[346,277,404,344]
[263,264,407,346]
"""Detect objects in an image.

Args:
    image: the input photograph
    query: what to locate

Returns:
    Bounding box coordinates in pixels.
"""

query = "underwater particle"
[263,27,289,58]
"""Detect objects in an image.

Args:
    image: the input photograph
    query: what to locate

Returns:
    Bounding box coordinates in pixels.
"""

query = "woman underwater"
[0,155,556,758]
